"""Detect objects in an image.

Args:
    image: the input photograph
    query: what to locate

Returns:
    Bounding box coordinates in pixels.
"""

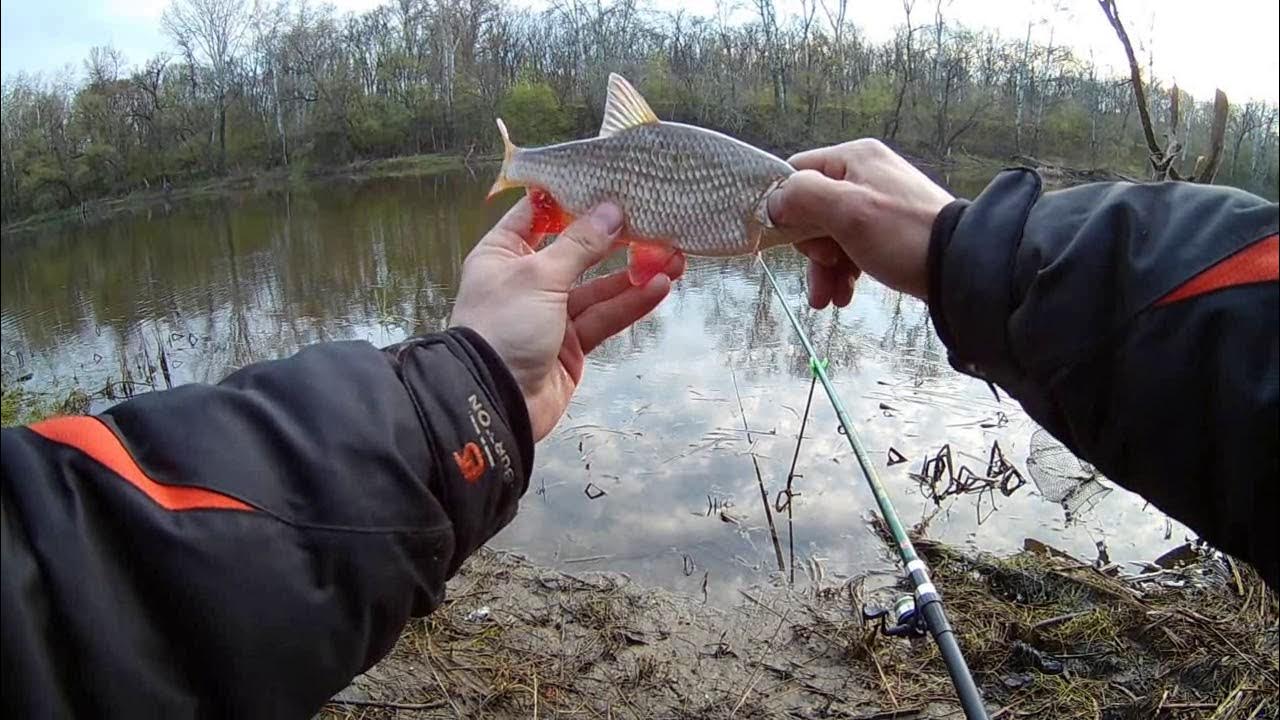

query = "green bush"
[499,82,570,147]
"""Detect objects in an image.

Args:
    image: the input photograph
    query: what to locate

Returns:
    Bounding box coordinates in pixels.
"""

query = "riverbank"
[321,537,1276,719]
[0,153,490,236]
[0,146,1150,239]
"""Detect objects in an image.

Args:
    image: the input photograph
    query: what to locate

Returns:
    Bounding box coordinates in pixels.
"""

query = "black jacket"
[930,170,1277,589]
[2,329,532,717]
[2,172,1276,717]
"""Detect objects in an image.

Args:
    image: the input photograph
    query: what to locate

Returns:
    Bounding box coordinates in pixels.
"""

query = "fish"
[488,73,797,285]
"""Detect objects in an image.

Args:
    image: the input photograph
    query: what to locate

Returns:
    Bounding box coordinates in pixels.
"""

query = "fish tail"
[487,118,521,199]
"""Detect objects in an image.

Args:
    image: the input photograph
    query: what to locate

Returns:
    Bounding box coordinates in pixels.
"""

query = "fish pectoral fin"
[627,241,681,286]
[529,188,573,237]
[600,74,660,137]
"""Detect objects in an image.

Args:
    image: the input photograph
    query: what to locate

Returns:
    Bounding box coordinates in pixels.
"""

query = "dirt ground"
[319,538,1277,720]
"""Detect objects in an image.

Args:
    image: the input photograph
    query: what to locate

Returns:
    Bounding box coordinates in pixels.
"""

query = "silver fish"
[489,73,798,284]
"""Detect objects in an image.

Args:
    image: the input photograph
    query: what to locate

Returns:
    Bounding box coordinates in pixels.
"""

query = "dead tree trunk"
[1097,0,1227,183]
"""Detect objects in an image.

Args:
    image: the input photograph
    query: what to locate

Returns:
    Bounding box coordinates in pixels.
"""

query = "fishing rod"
[757,256,989,720]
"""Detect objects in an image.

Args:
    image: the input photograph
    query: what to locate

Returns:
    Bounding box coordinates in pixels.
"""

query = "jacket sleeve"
[928,169,1278,588]
[1,327,533,718]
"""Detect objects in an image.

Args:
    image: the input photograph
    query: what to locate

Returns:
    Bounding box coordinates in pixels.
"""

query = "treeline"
[3,0,1278,223]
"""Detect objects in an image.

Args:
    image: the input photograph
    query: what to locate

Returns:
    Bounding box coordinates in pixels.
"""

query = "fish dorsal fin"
[599,73,659,137]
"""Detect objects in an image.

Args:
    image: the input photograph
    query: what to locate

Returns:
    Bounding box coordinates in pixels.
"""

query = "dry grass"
[317,539,1277,719]
[908,535,1278,719]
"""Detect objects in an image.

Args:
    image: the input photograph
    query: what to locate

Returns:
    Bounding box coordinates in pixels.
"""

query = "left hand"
[450,199,684,441]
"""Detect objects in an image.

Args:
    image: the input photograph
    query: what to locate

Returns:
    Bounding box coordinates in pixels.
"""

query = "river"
[0,168,1191,604]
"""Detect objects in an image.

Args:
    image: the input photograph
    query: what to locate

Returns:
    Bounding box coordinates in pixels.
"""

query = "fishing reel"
[863,595,928,638]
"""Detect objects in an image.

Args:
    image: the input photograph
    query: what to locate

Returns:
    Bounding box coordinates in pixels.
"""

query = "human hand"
[450,199,684,441]
[767,139,954,306]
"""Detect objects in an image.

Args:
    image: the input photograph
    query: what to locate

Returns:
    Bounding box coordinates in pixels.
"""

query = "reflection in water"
[1,171,1190,606]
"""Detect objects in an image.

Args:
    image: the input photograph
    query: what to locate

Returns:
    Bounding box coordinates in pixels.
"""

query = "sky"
[2,0,1277,104]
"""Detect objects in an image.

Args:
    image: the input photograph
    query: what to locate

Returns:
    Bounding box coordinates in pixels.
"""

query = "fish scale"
[489,74,802,284]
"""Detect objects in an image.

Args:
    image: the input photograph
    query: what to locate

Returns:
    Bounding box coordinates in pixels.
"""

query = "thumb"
[768,170,866,236]
[537,203,624,287]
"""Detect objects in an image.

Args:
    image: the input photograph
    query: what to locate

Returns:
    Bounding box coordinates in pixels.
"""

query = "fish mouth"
[756,177,789,230]
[754,176,828,250]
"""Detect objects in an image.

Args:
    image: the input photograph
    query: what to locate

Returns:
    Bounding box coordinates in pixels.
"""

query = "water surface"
[1,170,1190,604]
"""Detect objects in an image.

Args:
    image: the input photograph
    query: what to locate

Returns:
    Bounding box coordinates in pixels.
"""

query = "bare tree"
[1097,0,1227,182]
[250,0,288,166]
[86,46,127,87]
[754,0,785,111]
[819,0,850,130]
[885,0,916,140]
[1229,102,1266,180]
[162,0,251,172]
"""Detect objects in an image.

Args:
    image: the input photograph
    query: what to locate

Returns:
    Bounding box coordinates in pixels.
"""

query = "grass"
[1,381,90,426]
[315,532,1277,719]
[908,533,1278,719]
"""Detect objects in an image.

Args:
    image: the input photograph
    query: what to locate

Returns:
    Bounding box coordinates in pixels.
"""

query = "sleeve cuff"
[926,168,1043,386]
[386,328,533,565]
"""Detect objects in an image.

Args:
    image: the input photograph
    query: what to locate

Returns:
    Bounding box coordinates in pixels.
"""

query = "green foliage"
[850,76,898,133]
[1042,104,1091,153]
[350,96,413,158]
[499,82,570,147]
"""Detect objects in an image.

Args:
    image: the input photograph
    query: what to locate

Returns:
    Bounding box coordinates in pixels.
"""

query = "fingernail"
[589,203,623,236]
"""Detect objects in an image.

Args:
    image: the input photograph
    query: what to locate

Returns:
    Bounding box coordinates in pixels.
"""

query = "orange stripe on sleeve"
[30,416,254,512]
[1156,233,1279,307]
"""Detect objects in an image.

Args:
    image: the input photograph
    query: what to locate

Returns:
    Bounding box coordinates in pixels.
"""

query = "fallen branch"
[326,697,448,710]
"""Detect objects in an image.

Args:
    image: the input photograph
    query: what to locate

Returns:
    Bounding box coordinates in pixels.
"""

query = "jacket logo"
[453,442,487,483]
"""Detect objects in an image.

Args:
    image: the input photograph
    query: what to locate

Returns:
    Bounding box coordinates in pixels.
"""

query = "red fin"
[627,241,680,286]
[529,188,572,236]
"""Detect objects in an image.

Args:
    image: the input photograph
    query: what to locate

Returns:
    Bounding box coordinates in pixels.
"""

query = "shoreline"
[0,147,1145,239]
[321,540,1276,718]
[0,153,496,237]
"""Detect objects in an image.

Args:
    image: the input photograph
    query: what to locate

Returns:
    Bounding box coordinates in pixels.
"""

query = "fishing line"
[757,254,989,720]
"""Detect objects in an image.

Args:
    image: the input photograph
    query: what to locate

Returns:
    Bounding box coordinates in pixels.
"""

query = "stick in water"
[729,360,786,572]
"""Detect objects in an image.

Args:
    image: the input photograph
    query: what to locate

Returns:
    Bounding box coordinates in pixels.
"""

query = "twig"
[782,373,819,585]
[423,642,461,717]
[866,641,899,709]
[1228,556,1245,597]
[326,698,448,711]
[738,589,788,621]
[848,708,924,720]
[1031,609,1097,632]
[730,361,785,571]
[1207,680,1248,719]
[562,555,614,564]
[731,611,789,716]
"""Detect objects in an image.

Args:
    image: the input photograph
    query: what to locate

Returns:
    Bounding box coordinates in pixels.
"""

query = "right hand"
[767,139,955,306]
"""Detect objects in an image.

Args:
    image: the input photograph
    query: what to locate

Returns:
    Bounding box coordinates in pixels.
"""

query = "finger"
[795,237,843,268]
[566,251,682,319]
[574,273,671,354]
[558,325,586,385]
[767,170,865,234]
[477,198,535,252]
[537,203,624,287]
[831,266,860,307]
[663,251,686,281]
[807,259,834,309]
[786,147,849,178]
[568,269,632,318]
